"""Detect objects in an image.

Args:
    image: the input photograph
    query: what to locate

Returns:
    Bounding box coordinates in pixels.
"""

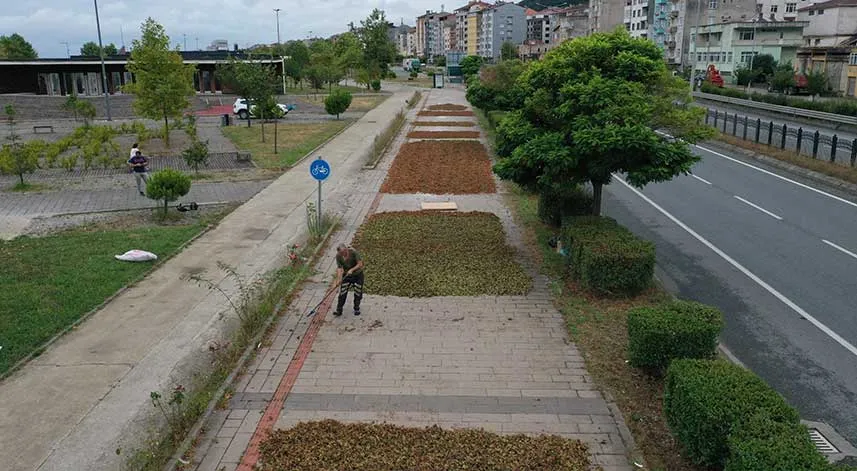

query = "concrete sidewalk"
[187,88,635,471]
[0,88,413,471]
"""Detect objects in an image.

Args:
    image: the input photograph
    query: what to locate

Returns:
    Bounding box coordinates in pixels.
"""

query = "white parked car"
[232,98,294,120]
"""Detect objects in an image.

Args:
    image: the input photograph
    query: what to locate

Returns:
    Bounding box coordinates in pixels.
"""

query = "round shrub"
[664,359,800,469]
[370,80,381,92]
[627,300,723,372]
[146,168,192,215]
[324,88,353,120]
[725,412,829,471]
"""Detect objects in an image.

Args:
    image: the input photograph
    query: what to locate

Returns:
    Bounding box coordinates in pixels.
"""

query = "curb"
[165,219,340,471]
[0,221,216,382]
[702,139,857,197]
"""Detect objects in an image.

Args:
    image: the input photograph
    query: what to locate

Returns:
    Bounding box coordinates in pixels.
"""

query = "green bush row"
[627,300,723,372]
[700,83,857,118]
[664,359,832,470]
[560,216,654,296]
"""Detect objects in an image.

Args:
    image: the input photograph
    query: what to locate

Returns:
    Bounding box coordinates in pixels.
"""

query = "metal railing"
[693,91,857,127]
[705,108,857,167]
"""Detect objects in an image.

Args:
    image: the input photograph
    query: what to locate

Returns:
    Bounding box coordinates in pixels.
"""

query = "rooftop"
[798,0,857,11]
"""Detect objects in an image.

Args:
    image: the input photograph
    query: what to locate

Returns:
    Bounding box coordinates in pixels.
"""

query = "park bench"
[33,125,54,134]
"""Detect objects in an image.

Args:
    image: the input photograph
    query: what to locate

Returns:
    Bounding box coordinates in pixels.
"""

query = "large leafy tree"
[80,41,118,56]
[306,40,343,91]
[769,63,796,93]
[500,42,519,61]
[125,18,196,147]
[358,9,397,79]
[283,41,310,88]
[0,33,37,59]
[335,32,364,86]
[492,29,714,216]
[217,56,277,136]
[459,55,483,80]
[465,59,528,112]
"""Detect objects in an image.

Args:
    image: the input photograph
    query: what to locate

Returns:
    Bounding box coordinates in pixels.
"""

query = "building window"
[739,30,755,40]
[808,10,814,15]
[818,8,824,14]
[815,38,821,45]
[770,4,778,12]
[708,0,718,7]
[850,53,857,65]
[727,52,733,62]
[740,51,757,63]
[786,3,796,12]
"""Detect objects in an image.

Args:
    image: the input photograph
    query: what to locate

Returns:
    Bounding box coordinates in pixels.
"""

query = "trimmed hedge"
[627,300,723,372]
[561,216,654,296]
[487,110,509,129]
[700,83,857,118]
[725,413,830,471]
[664,359,800,468]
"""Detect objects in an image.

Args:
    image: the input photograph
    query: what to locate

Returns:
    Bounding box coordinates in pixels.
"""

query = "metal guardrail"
[692,91,857,127]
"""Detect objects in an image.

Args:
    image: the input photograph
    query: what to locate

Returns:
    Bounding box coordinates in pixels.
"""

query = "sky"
[1,0,445,58]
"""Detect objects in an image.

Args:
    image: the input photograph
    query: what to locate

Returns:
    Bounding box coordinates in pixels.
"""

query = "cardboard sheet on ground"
[115,250,158,262]
[420,202,458,211]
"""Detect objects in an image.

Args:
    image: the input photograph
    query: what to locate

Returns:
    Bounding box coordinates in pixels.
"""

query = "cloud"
[2,0,440,57]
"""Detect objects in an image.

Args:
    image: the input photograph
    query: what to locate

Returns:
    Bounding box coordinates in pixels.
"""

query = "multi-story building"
[526,8,555,43]
[389,23,413,56]
[796,0,857,95]
[406,27,417,56]
[520,5,590,60]
[625,0,651,39]
[442,15,459,53]
[689,20,807,81]
[455,1,492,55]
[590,0,626,34]
[417,10,453,60]
[478,1,527,60]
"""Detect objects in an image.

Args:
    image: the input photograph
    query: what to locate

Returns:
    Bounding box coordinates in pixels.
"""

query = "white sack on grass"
[114,250,158,262]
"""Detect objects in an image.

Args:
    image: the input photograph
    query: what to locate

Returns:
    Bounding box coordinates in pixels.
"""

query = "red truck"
[767,73,809,94]
[706,64,724,88]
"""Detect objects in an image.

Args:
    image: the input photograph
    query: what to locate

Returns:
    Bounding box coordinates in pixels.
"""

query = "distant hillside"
[517,0,587,10]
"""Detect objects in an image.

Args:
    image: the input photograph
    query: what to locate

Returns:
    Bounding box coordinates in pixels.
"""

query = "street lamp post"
[274,8,285,94]
[274,9,282,45]
[93,0,112,121]
[746,19,758,93]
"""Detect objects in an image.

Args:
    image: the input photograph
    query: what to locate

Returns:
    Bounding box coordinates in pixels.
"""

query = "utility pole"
[93,0,112,121]
[274,9,282,45]
[183,33,187,51]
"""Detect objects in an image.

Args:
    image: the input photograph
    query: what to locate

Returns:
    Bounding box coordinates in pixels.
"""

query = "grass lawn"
[0,224,206,376]
[505,185,702,471]
[260,420,591,471]
[353,211,531,297]
[223,120,352,169]
[386,76,434,88]
[298,94,389,113]
[282,85,364,95]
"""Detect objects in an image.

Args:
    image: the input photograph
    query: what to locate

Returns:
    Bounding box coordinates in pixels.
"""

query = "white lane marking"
[656,130,857,209]
[692,174,712,185]
[694,143,857,210]
[733,195,784,220]
[823,239,857,260]
[614,176,857,358]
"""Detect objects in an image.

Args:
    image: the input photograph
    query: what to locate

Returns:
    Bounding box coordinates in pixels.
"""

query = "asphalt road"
[699,100,857,166]
[602,143,857,447]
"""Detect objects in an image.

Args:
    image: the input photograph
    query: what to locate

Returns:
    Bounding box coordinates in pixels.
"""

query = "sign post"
[310,157,330,229]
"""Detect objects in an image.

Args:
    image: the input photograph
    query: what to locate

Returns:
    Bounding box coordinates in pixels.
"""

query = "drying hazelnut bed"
[380,140,496,194]
[413,121,475,127]
[407,130,480,139]
[259,420,590,470]
[418,110,475,117]
[427,103,469,111]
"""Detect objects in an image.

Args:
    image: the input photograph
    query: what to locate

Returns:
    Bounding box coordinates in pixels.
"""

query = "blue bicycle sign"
[310,158,330,181]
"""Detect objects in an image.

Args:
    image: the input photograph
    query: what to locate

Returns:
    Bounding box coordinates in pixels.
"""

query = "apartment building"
[442,15,459,53]
[625,0,652,39]
[590,0,626,33]
[456,1,492,55]
[478,1,527,59]
[417,10,453,60]
[689,20,807,81]
[527,8,555,43]
[520,5,590,60]
[796,0,857,95]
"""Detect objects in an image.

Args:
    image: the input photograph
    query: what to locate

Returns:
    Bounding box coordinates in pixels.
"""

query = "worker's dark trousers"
[336,272,364,313]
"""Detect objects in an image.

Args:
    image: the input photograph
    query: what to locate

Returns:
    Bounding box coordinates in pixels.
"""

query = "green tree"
[465,59,528,112]
[324,88,353,119]
[79,41,117,56]
[433,55,447,67]
[335,32,364,86]
[124,18,196,148]
[769,63,796,93]
[0,33,37,59]
[217,56,277,138]
[459,55,484,79]
[500,41,519,61]
[283,40,310,88]
[182,139,209,173]
[492,29,714,216]
[750,53,776,81]
[0,107,41,186]
[805,69,828,96]
[76,100,97,127]
[146,168,192,216]
[103,43,118,55]
[62,94,80,120]
[358,9,397,79]
[734,66,757,86]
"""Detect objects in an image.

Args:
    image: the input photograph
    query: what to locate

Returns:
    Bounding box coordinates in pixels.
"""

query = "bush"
[370,80,381,92]
[664,359,800,468]
[486,110,508,130]
[146,169,192,216]
[559,215,654,296]
[725,413,830,471]
[182,139,209,173]
[537,186,593,227]
[324,88,353,120]
[627,300,723,372]
[700,81,857,117]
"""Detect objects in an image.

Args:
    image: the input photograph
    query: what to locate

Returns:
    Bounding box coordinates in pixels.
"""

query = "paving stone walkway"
[189,87,635,471]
